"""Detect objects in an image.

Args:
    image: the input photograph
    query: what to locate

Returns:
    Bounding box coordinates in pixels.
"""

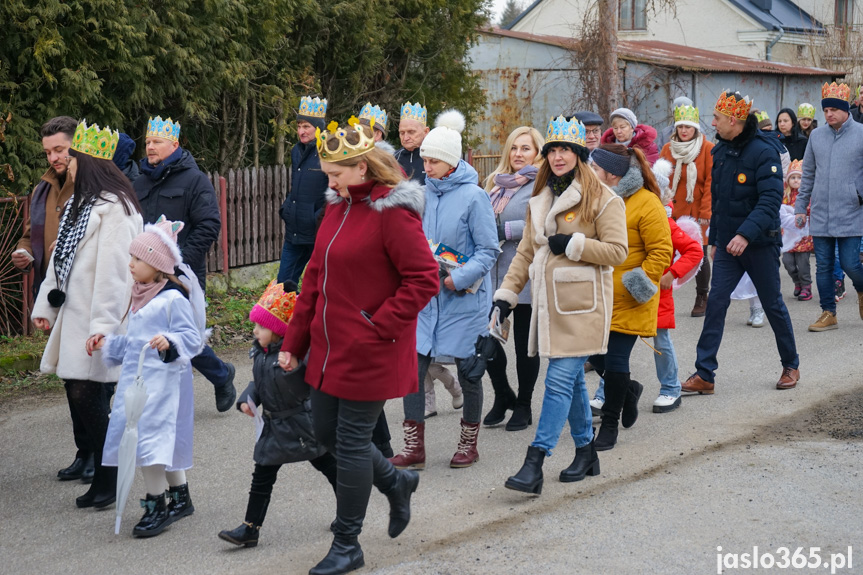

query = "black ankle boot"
[621,379,643,429]
[505,404,532,431]
[504,445,545,494]
[560,431,601,482]
[595,418,618,451]
[75,464,116,508]
[166,483,195,523]
[483,387,516,426]
[595,371,627,451]
[308,535,364,575]
[218,522,260,548]
[383,469,419,538]
[132,493,171,538]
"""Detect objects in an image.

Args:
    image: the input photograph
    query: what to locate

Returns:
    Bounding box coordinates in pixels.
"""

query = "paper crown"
[822,82,851,102]
[251,279,298,331]
[545,115,586,148]
[787,159,803,177]
[714,90,753,120]
[70,120,119,160]
[299,96,328,119]
[359,102,388,131]
[315,116,376,162]
[147,116,181,142]
[400,101,427,125]
[754,110,770,123]
[797,103,815,119]
[673,105,699,127]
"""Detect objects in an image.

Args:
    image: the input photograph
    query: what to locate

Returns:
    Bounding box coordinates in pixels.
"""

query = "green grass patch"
[206,285,265,348]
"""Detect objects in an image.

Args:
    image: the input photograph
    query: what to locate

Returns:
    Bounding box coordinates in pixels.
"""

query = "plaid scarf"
[49,195,95,307]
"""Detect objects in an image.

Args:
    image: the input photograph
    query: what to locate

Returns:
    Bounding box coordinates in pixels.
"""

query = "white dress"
[102,288,202,470]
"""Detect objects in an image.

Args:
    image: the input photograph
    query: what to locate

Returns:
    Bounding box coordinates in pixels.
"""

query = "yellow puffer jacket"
[611,186,673,337]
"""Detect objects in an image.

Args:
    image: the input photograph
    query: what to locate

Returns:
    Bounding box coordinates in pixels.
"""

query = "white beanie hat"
[420,110,465,167]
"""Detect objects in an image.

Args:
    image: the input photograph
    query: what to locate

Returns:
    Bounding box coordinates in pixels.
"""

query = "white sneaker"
[589,398,604,417]
[451,391,464,410]
[750,307,765,327]
[652,394,681,413]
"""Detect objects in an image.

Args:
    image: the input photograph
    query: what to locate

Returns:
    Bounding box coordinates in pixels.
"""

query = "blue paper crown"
[359,102,388,131]
[147,116,181,142]
[400,101,427,126]
[545,115,586,148]
[299,96,328,119]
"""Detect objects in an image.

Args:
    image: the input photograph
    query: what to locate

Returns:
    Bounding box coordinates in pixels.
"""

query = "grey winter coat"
[237,340,326,466]
[795,115,863,237]
[490,179,534,305]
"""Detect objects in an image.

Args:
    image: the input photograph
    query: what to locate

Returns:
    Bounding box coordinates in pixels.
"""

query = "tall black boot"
[505,379,536,431]
[595,371,629,452]
[311,452,339,495]
[219,492,269,548]
[371,411,393,458]
[504,445,545,494]
[483,379,516,426]
[132,493,171,538]
[621,378,643,429]
[560,429,600,482]
[309,535,364,575]
[381,468,419,538]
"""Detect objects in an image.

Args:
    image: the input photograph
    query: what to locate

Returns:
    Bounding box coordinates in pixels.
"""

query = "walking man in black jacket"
[394,102,430,183]
[134,116,236,412]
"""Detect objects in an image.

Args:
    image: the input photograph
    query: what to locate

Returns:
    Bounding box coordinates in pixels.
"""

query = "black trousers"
[64,381,114,459]
[485,304,540,405]
[65,379,115,490]
[310,387,398,537]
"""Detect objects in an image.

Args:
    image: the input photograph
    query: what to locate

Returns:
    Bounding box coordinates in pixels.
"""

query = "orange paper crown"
[714,90,753,120]
[822,82,851,102]
[786,159,803,178]
[249,280,298,335]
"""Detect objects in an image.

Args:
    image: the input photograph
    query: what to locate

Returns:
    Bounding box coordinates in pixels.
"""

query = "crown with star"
[299,96,328,119]
[714,90,753,120]
[358,103,388,131]
[315,116,376,162]
[400,102,427,126]
[70,120,119,160]
[545,115,586,148]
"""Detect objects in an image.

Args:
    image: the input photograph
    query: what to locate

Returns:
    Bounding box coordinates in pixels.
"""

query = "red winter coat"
[281,178,439,401]
[601,124,660,165]
[657,217,703,329]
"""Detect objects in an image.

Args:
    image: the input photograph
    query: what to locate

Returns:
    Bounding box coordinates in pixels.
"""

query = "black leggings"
[244,453,338,526]
[65,379,114,472]
[486,304,540,403]
[588,331,638,374]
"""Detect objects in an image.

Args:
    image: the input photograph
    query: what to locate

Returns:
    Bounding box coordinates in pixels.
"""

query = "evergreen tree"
[499,0,524,27]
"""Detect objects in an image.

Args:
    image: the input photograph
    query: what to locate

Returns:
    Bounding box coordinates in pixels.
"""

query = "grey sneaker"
[750,307,765,328]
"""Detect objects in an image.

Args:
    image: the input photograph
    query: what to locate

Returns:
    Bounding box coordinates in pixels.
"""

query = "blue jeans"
[191,345,231,388]
[695,244,798,383]
[532,357,593,455]
[277,240,314,285]
[814,236,863,312]
[593,328,679,401]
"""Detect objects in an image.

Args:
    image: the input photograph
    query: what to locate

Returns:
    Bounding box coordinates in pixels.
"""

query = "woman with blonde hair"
[497,116,628,495]
[482,126,544,432]
[278,118,439,574]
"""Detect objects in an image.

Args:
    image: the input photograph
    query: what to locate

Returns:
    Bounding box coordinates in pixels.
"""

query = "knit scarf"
[548,169,575,197]
[48,195,95,307]
[488,165,538,214]
[670,133,703,203]
[131,279,168,313]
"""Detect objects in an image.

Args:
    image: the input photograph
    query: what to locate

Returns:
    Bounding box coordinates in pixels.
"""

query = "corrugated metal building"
[468,28,844,155]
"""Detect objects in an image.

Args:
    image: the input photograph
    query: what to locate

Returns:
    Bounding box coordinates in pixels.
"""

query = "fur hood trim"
[325,179,425,215]
[613,164,644,199]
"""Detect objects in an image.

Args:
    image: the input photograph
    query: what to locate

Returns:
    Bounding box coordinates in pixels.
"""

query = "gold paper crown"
[299,96,328,119]
[253,279,298,326]
[673,105,699,126]
[714,90,753,120]
[147,116,181,142]
[70,120,119,161]
[400,102,427,125]
[787,159,803,176]
[797,103,815,119]
[822,82,851,102]
[754,110,770,123]
[315,116,376,162]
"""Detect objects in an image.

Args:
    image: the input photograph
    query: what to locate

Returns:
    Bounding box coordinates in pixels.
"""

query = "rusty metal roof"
[482,28,844,77]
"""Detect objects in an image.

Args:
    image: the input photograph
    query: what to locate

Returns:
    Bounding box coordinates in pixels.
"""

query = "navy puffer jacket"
[280,141,328,245]
[709,116,784,249]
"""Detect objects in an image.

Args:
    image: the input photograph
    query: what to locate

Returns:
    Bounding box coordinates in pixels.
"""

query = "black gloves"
[548,233,571,255]
[491,300,512,320]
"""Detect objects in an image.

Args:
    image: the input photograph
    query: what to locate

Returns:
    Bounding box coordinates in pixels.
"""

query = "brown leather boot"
[691,292,708,317]
[388,421,425,470]
[450,419,480,468]
[776,367,800,390]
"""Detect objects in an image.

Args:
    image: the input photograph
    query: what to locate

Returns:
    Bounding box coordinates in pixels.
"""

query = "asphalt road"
[2,279,862,575]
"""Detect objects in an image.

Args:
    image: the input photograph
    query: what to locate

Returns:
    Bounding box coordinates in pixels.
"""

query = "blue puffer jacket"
[281,141,329,245]
[136,148,221,289]
[416,161,499,359]
[709,116,784,249]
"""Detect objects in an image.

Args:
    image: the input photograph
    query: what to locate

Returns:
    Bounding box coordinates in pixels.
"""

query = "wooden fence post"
[219,176,229,273]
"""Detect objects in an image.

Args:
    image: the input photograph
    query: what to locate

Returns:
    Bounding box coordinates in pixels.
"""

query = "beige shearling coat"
[494,179,628,358]
[32,194,143,382]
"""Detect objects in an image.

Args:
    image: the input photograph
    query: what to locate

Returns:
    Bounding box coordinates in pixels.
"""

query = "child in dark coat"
[218,280,337,548]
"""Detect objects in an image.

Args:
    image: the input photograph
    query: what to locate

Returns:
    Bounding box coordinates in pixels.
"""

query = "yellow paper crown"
[70,120,119,161]
[822,82,851,102]
[147,116,181,142]
[400,102,427,125]
[673,105,699,126]
[315,116,376,162]
[797,103,815,119]
[714,90,753,120]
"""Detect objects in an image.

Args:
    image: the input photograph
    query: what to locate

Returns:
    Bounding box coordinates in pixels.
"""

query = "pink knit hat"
[129,215,184,274]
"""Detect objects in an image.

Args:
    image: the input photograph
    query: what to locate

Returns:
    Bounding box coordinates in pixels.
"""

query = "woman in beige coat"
[494,116,628,495]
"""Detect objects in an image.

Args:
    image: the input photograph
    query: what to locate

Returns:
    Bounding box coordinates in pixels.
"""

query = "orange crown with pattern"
[822,82,851,102]
[714,90,753,120]
[786,159,803,180]
[249,280,298,337]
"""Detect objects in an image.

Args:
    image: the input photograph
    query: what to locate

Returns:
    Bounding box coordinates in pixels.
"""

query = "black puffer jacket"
[135,148,220,289]
[394,147,426,183]
[237,340,326,466]
[280,141,328,245]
